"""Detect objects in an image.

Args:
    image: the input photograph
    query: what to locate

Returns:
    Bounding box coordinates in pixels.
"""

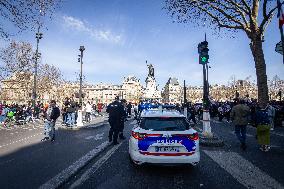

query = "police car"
[129,106,200,166]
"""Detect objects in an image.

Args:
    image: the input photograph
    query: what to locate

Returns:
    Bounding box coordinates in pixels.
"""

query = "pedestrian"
[0,103,5,124]
[127,102,132,117]
[256,104,271,152]
[187,102,196,124]
[85,101,92,122]
[230,99,250,150]
[119,99,127,140]
[133,103,138,120]
[41,100,60,142]
[106,96,126,145]
[175,103,182,113]
[224,103,231,122]
[218,105,224,122]
[97,103,103,116]
[266,103,276,131]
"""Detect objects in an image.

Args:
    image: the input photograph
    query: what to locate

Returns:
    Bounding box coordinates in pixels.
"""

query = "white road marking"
[85,133,104,141]
[230,131,254,137]
[203,150,284,189]
[0,133,41,148]
[271,132,284,137]
[70,142,123,189]
[39,141,110,189]
[85,136,94,140]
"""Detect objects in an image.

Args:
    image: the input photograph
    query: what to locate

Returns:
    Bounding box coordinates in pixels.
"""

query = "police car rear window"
[140,117,189,131]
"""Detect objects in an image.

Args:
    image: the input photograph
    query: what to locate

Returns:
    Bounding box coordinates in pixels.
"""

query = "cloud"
[62,15,122,43]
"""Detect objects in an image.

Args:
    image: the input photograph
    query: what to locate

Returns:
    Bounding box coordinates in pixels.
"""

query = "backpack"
[256,109,270,125]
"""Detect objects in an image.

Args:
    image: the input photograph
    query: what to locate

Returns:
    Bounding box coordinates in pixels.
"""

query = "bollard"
[76,110,83,127]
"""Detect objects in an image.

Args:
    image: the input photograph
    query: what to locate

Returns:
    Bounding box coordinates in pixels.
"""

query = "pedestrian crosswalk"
[203,150,284,189]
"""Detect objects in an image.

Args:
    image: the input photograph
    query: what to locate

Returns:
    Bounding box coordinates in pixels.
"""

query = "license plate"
[155,146,180,152]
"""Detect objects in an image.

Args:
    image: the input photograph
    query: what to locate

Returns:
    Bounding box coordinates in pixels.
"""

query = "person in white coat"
[85,101,93,123]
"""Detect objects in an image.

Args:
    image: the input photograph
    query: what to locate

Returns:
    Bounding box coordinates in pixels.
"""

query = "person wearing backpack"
[256,103,271,152]
[41,100,60,142]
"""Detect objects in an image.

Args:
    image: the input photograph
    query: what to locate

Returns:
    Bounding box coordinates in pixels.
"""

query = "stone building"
[162,77,182,104]
[84,83,124,105]
[121,75,143,103]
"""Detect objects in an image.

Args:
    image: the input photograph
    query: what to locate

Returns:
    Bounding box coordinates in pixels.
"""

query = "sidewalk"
[77,115,109,129]
[61,114,109,130]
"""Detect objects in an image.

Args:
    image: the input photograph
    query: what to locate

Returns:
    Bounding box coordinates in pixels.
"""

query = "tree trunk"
[249,35,269,106]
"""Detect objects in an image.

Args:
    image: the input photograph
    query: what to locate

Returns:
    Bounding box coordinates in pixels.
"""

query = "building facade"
[121,75,143,103]
[1,72,284,105]
[162,77,182,104]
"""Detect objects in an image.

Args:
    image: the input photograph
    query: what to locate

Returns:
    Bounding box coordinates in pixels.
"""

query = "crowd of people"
[179,98,284,152]
[132,98,284,152]
[1,96,284,149]
[0,97,106,128]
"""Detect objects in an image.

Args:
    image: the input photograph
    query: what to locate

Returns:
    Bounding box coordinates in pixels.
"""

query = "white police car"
[129,107,200,166]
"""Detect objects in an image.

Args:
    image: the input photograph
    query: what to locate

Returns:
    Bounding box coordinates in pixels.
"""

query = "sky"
[0,0,283,89]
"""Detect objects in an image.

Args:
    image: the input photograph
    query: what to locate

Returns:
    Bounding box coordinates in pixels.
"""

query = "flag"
[278,0,284,27]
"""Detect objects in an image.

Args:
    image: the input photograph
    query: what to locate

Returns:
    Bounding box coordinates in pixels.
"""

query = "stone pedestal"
[143,76,161,100]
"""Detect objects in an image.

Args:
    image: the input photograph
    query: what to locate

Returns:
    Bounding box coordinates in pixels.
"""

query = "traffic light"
[198,41,209,64]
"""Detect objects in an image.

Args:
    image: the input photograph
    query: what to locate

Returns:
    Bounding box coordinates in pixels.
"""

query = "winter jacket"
[230,104,250,125]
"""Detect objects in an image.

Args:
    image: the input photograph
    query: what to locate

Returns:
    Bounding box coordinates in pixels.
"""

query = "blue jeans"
[44,120,55,139]
[0,115,5,123]
[67,112,75,125]
[235,125,247,144]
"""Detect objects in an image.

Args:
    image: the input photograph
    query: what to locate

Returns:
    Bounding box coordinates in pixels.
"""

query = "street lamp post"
[33,26,43,112]
[79,46,85,107]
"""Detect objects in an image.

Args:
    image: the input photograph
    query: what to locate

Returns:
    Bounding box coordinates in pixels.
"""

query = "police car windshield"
[140,117,189,131]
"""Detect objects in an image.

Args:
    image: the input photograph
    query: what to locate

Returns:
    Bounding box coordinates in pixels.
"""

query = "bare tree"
[0,41,34,87]
[0,0,61,38]
[165,0,279,105]
[37,63,63,95]
[0,41,63,102]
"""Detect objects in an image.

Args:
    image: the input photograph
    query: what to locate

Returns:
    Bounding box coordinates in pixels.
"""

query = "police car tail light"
[146,134,162,137]
[187,132,199,140]
[131,131,147,140]
[132,132,162,140]
[172,133,198,140]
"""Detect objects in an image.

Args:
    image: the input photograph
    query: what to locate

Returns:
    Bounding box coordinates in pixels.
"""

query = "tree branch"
[260,1,278,34]
[198,0,246,30]
[225,0,249,29]
[195,3,244,30]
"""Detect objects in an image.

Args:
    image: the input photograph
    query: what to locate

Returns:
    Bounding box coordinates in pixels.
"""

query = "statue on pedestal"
[146,60,154,78]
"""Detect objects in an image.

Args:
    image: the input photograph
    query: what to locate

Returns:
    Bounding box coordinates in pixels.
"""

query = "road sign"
[275,41,283,55]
